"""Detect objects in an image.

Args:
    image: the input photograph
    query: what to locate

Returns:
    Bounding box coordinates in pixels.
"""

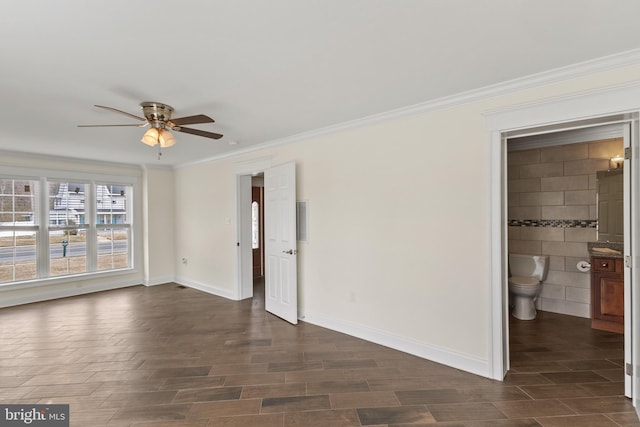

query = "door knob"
[282,249,296,255]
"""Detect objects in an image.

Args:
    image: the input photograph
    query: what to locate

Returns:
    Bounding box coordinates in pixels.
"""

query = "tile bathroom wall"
[508,138,622,318]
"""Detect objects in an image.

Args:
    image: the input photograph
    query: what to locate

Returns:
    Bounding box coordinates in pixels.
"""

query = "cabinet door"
[599,275,625,319]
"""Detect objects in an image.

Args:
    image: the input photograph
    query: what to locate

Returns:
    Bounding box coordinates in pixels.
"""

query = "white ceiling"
[1,1,639,167]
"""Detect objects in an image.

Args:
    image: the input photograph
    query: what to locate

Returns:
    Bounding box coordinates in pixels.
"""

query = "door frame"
[233,157,272,300]
[486,82,640,403]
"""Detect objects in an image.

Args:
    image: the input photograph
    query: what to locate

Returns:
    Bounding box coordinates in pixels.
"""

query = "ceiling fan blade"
[169,114,215,126]
[78,124,146,127]
[94,105,146,122]
[174,126,223,140]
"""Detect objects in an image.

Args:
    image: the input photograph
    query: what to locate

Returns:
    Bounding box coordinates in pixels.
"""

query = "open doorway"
[487,84,640,413]
[234,160,299,324]
[251,174,265,302]
[506,126,630,397]
[501,117,637,397]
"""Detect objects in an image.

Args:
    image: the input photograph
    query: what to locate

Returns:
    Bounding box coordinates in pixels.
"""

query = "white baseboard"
[300,311,491,379]
[174,277,237,300]
[144,276,175,287]
[0,280,140,308]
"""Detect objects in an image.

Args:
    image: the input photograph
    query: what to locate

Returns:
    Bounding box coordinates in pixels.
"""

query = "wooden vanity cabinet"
[590,256,624,333]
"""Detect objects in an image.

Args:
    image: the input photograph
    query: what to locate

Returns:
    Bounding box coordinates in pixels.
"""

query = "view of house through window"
[0,178,132,284]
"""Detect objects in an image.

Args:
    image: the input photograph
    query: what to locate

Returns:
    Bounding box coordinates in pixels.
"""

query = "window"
[48,182,88,277]
[0,179,39,283]
[96,184,130,271]
[0,177,134,285]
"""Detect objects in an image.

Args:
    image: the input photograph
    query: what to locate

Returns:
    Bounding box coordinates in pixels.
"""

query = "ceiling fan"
[78,102,223,151]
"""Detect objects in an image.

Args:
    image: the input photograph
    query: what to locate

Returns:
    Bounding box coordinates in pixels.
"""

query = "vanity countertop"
[588,241,623,258]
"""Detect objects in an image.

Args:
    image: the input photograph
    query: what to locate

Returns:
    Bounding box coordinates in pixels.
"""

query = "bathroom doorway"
[506,125,630,396]
[487,85,640,412]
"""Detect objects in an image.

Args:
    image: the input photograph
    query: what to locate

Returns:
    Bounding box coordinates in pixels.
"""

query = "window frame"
[0,168,138,289]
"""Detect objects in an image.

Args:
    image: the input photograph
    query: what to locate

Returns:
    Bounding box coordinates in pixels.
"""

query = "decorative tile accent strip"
[508,219,597,228]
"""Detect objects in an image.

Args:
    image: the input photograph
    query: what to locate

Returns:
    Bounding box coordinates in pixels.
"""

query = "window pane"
[49,182,86,226]
[49,229,87,277]
[97,228,129,271]
[0,230,37,283]
[0,180,12,195]
[96,184,129,225]
[0,195,14,222]
[15,196,35,223]
[0,179,38,225]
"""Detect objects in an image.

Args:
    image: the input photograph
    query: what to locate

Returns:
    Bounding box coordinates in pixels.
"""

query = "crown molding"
[141,163,173,171]
[175,49,640,169]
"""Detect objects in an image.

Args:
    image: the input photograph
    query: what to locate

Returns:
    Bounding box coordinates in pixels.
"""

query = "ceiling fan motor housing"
[141,102,174,128]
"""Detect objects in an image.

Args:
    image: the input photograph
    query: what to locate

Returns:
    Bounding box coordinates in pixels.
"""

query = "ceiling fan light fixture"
[158,129,176,148]
[141,127,160,146]
[81,102,223,154]
[141,127,175,148]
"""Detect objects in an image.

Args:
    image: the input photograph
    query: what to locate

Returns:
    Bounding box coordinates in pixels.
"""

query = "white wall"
[174,160,237,298]
[143,167,176,285]
[173,63,640,378]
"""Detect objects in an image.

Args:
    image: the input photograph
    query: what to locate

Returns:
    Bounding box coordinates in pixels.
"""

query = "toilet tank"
[509,254,550,281]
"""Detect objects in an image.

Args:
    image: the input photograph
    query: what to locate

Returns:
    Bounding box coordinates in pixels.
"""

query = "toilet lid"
[509,276,539,286]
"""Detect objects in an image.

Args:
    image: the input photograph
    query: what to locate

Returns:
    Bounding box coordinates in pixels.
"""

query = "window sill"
[0,268,140,292]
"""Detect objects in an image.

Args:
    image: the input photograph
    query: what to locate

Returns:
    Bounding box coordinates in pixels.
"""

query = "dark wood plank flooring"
[0,282,638,426]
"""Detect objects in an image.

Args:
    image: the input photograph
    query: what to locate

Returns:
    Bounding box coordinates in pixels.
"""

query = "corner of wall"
[301,310,492,379]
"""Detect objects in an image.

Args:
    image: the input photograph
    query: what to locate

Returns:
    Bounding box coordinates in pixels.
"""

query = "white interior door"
[264,162,298,324]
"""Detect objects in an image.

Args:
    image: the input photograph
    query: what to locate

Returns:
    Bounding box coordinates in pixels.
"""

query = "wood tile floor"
[1,282,638,426]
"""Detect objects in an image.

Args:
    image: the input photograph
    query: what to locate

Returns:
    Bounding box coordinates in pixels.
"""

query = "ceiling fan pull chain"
[157,143,162,160]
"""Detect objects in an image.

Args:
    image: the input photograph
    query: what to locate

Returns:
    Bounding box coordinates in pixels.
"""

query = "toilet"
[508,254,549,320]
